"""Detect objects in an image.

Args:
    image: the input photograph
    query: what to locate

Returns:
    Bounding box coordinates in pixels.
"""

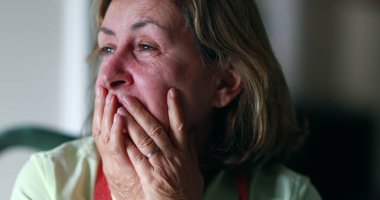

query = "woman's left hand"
[120,88,204,200]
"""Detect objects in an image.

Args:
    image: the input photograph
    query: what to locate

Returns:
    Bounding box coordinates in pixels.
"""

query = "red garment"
[94,164,112,200]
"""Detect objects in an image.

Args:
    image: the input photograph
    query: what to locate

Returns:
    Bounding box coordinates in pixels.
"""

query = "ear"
[212,63,242,108]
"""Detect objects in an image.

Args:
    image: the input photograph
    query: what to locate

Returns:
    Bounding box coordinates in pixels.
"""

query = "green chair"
[0,125,77,153]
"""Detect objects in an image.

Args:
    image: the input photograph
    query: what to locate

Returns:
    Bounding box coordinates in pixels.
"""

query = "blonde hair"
[90,0,305,169]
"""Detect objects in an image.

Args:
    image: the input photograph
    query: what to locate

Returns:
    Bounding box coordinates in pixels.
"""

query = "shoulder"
[252,164,322,200]
[33,136,98,163]
[255,164,308,186]
[29,136,98,174]
[11,137,99,200]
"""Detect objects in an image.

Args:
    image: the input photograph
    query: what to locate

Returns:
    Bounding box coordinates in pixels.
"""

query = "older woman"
[12,0,321,199]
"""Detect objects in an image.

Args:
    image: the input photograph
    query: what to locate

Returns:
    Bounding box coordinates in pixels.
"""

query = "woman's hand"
[93,87,144,199]
[92,87,204,200]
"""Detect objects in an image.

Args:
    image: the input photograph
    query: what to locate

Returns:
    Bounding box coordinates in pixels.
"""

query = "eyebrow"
[98,19,170,36]
[131,19,167,31]
[98,27,115,36]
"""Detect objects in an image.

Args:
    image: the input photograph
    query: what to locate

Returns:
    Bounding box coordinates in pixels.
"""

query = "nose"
[99,57,134,91]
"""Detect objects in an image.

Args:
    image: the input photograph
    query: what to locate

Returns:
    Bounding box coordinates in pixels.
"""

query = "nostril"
[105,74,133,88]
[110,80,126,88]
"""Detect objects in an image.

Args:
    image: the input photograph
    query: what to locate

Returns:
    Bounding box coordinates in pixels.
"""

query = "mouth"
[115,96,125,109]
[117,102,125,109]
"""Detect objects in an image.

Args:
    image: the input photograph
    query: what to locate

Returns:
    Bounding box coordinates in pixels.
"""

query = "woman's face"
[96,0,217,134]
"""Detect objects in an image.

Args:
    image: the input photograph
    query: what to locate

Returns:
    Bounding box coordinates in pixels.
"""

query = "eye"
[138,43,157,51]
[100,46,115,55]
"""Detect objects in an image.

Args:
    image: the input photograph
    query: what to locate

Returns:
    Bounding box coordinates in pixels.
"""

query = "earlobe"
[212,64,242,108]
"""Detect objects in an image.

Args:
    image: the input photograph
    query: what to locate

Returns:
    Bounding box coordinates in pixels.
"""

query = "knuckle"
[92,128,101,136]
[102,135,110,144]
[148,124,164,137]
[133,152,146,164]
[138,136,155,150]
[109,146,122,155]
[176,123,185,133]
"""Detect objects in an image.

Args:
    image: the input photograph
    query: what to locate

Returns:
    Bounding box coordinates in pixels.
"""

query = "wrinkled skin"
[92,0,224,199]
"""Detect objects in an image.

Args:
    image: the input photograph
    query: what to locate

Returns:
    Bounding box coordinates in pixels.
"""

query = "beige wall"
[0,0,61,131]
[0,1,62,198]
[0,0,90,198]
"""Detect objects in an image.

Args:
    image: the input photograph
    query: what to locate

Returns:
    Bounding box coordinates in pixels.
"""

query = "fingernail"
[96,87,101,97]
[106,93,112,104]
[169,88,175,98]
[117,107,128,116]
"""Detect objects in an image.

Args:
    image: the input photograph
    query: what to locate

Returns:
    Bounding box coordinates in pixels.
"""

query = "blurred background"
[0,0,379,199]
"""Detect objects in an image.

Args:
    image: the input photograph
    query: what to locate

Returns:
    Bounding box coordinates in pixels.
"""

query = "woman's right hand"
[92,86,144,199]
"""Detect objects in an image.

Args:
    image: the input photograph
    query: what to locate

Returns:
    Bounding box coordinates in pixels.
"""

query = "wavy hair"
[89,0,305,169]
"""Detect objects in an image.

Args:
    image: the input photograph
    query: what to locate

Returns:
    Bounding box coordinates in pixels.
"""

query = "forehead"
[102,0,185,32]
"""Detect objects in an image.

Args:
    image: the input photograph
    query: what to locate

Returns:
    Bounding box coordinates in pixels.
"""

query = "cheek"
[131,53,213,129]
[135,56,187,93]
[137,59,196,126]
[132,64,175,128]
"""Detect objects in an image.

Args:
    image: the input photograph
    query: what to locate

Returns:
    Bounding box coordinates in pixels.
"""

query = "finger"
[122,96,173,153]
[103,108,135,174]
[92,86,107,137]
[167,88,189,152]
[124,134,152,182]
[101,93,118,143]
[124,109,161,158]
[108,108,128,160]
